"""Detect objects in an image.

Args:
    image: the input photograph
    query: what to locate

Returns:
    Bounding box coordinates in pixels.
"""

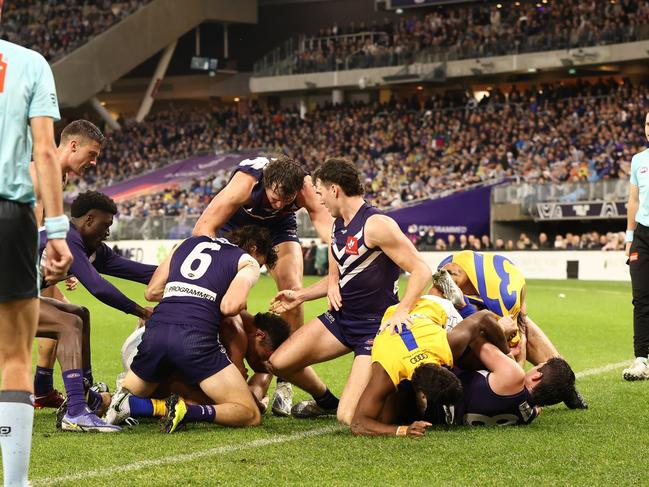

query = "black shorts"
[130,320,232,385]
[0,198,38,302]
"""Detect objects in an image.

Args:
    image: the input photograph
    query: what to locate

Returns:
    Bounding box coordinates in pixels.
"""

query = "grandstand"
[2,0,649,484]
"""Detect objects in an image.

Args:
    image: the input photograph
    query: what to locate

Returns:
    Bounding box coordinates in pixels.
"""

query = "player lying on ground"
[434,251,587,409]
[106,311,291,426]
[268,158,432,425]
[117,226,278,432]
[28,119,105,409]
[193,155,334,416]
[35,297,116,432]
[350,295,516,437]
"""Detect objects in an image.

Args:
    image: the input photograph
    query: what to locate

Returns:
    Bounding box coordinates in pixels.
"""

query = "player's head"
[246,312,291,372]
[411,364,463,415]
[645,112,649,142]
[525,357,576,407]
[225,225,278,269]
[59,120,105,174]
[263,156,304,210]
[312,158,364,217]
[70,191,117,250]
[0,0,3,21]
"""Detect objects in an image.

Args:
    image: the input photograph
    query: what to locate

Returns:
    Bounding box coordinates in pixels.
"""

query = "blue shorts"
[317,310,380,356]
[220,215,299,247]
[130,321,231,385]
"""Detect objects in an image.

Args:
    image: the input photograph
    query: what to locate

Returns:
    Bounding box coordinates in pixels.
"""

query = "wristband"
[396,425,407,436]
[626,230,634,243]
[44,215,70,239]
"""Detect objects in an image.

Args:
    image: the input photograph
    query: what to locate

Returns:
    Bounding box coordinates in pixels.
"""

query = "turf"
[13,276,649,486]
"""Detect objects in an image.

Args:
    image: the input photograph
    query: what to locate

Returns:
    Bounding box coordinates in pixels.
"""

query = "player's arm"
[96,244,157,285]
[626,183,639,256]
[298,175,334,243]
[470,337,525,396]
[365,215,431,332]
[192,172,256,237]
[144,246,176,302]
[351,363,430,437]
[28,161,45,225]
[269,276,329,313]
[220,255,261,316]
[447,310,510,359]
[31,117,72,282]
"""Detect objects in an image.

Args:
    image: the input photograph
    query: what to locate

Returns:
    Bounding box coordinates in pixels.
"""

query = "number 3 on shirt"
[0,54,7,93]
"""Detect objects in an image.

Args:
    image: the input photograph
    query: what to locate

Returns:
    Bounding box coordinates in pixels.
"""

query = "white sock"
[0,391,34,487]
[635,357,648,364]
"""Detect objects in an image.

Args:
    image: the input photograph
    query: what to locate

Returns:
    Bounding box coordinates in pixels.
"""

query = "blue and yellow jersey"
[372,296,458,387]
[439,250,526,321]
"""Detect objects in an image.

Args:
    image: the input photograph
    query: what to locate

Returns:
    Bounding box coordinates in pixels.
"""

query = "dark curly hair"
[529,357,576,407]
[254,312,291,350]
[411,363,463,407]
[225,225,278,269]
[70,191,117,218]
[61,119,105,146]
[312,158,364,196]
[263,155,305,198]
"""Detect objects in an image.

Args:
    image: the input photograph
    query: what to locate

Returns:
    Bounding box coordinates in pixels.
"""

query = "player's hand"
[625,241,631,257]
[406,421,432,437]
[64,276,78,291]
[327,283,342,311]
[498,315,518,342]
[142,306,154,321]
[43,239,73,285]
[379,309,413,335]
[270,290,302,313]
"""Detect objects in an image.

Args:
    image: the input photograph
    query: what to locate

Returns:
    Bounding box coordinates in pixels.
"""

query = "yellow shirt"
[372,296,457,387]
[446,250,526,320]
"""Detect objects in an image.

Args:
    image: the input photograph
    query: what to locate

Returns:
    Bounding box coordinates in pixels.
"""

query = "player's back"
[152,236,245,331]
[331,202,400,321]
[0,40,59,204]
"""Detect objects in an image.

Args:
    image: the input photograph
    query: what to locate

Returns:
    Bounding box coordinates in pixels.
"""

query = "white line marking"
[33,361,629,485]
[533,285,628,296]
[33,425,344,486]
[575,361,629,378]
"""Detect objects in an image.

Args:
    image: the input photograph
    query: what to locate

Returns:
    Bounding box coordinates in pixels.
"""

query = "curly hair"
[70,191,117,218]
[263,155,305,198]
[312,158,364,196]
[254,312,291,351]
[411,363,463,406]
[529,357,576,407]
[225,225,278,269]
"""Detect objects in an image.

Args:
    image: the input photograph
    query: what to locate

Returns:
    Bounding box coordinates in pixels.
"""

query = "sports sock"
[636,357,648,364]
[151,399,167,417]
[128,396,153,417]
[62,369,87,417]
[0,391,34,487]
[33,366,54,396]
[313,388,339,410]
[86,389,103,413]
[83,368,94,386]
[184,404,216,423]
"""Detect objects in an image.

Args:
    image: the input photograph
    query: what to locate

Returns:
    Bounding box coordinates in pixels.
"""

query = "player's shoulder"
[0,40,49,68]
[632,147,649,163]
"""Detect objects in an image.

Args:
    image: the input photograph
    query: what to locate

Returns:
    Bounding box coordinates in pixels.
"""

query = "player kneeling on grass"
[350,295,516,437]
[107,311,290,425]
[112,226,277,432]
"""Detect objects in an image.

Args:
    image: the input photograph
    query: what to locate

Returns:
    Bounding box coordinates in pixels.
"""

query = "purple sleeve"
[93,244,156,285]
[67,234,138,315]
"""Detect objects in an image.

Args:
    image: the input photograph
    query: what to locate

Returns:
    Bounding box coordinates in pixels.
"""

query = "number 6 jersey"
[151,236,249,331]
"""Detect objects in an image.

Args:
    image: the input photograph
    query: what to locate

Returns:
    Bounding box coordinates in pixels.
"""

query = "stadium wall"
[111,240,631,281]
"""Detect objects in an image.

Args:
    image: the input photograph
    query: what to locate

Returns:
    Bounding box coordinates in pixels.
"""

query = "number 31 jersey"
[151,236,248,331]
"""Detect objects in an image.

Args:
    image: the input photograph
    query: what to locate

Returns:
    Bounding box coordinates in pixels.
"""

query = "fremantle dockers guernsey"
[151,236,248,331]
[226,156,302,226]
[330,202,400,321]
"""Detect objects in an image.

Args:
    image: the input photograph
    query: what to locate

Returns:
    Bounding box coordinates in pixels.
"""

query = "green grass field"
[16,277,649,486]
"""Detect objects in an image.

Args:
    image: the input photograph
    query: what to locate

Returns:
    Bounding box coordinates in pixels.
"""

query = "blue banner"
[388,184,493,237]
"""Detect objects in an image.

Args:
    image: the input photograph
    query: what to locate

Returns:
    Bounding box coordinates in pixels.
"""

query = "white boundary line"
[32,425,343,486]
[33,361,629,486]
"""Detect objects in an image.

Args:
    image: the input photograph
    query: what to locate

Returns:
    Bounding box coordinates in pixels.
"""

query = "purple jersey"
[224,156,302,227]
[451,369,538,426]
[330,202,400,321]
[38,226,156,315]
[151,236,246,331]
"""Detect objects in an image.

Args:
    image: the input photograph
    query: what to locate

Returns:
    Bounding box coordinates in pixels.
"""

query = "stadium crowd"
[70,77,648,210]
[280,0,649,74]
[0,0,148,61]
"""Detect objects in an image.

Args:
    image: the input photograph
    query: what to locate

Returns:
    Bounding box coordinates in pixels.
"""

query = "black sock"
[314,388,339,411]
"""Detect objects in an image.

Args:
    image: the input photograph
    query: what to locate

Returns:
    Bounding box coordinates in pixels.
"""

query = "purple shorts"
[130,320,231,385]
[317,309,381,357]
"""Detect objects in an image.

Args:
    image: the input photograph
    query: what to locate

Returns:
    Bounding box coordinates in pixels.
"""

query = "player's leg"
[524,316,559,366]
[336,355,373,425]
[625,224,649,380]
[268,239,304,415]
